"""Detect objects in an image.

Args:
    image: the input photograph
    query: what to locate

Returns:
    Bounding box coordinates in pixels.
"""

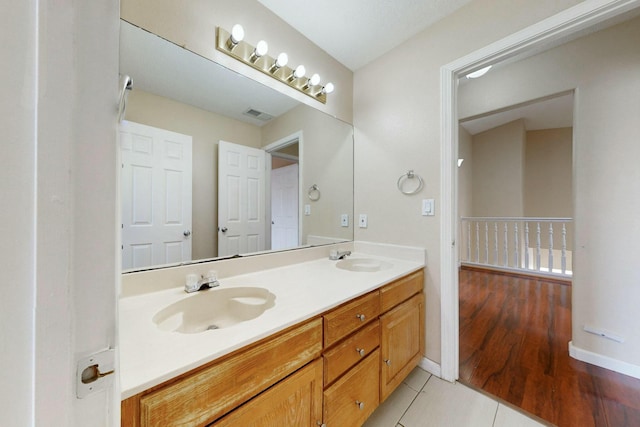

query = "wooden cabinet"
[210,359,323,427]
[121,269,425,427]
[380,292,424,401]
[122,318,322,426]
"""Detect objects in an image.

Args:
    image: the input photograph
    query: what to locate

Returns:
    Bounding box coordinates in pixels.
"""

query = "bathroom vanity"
[119,247,424,426]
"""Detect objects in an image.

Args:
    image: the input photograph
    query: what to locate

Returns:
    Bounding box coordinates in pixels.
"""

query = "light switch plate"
[304,204,311,216]
[341,214,349,227]
[422,199,435,216]
[359,214,368,228]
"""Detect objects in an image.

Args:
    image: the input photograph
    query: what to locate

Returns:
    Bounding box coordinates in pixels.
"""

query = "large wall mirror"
[119,20,354,271]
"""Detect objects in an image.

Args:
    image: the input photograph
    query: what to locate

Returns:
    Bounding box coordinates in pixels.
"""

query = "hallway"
[459,268,640,426]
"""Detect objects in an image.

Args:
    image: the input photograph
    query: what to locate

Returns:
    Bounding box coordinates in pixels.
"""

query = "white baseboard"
[569,341,640,380]
[419,357,442,378]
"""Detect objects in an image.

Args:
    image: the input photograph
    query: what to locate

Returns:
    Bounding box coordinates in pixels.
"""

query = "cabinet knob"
[316,422,326,427]
[356,348,365,357]
[356,400,365,410]
[355,314,365,322]
[384,359,392,366]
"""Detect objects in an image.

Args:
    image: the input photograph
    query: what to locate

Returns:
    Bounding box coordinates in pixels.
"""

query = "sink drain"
[206,324,219,330]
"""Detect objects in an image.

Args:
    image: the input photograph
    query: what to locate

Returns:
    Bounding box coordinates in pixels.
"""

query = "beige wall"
[471,120,526,217]
[458,126,473,220]
[121,0,353,123]
[524,128,573,218]
[457,16,640,369]
[262,104,354,242]
[353,0,583,363]
[126,89,261,260]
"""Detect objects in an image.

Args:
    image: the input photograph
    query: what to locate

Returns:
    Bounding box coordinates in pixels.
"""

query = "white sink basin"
[152,287,276,334]
[336,258,392,272]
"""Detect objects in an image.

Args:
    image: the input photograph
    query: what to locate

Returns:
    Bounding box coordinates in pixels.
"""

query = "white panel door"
[271,163,299,250]
[218,140,266,256]
[120,121,192,269]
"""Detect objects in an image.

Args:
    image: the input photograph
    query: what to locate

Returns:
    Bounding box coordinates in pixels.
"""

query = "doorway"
[439,0,640,383]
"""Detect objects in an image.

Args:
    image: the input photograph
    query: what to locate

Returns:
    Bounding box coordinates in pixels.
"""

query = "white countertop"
[119,251,424,399]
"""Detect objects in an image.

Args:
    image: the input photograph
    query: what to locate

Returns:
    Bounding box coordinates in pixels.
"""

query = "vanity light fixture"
[216,25,333,103]
[465,65,492,79]
[303,73,320,90]
[269,52,288,73]
[317,82,334,97]
[287,65,305,82]
[226,24,245,50]
[249,40,268,63]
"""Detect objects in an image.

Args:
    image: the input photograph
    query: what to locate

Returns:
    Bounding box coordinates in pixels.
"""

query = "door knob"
[219,227,228,233]
[183,230,191,237]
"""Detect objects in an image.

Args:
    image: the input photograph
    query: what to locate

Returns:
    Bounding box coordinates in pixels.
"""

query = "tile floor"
[364,367,550,427]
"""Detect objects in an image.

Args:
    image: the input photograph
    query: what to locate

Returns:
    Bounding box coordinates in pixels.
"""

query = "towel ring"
[308,184,321,201]
[397,170,424,195]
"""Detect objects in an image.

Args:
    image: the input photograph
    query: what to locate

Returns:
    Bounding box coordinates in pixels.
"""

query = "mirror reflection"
[119,20,354,271]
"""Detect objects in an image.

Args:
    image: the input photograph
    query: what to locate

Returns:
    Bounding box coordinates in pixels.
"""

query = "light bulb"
[229,24,244,45]
[309,73,320,86]
[275,52,288,68]
[294,65,306,79]
[269,53,289,73]
[322,82,334,94]
[255,40,268,56]
[288,65,305,82]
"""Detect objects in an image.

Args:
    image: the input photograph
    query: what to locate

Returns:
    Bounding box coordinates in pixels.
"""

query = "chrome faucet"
[329,250,352,260]
[185,272,220,293]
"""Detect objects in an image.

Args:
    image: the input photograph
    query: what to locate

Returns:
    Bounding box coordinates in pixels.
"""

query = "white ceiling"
[459,92,574,135]
[257,0,474,71]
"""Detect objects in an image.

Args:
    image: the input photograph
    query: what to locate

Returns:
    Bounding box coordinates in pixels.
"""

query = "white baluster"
[484,222,489,264]
[466,221,471,262]
[475,222,480,263]
[514,222,519,269]
[524,222,530,270]
[548,223,554,273]
[503,223,508,266]
[561,223,567,274]
[536,223,541,270]
[494,223,499,265]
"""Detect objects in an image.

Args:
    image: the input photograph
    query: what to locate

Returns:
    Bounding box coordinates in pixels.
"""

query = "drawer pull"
[384,359,392,366]
[356,400,365,410]
[356,348,365,357]
[356,314,366,322]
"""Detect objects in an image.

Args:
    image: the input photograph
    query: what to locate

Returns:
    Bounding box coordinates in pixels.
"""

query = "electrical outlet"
[340,214,349,227]
[359,214,368,228]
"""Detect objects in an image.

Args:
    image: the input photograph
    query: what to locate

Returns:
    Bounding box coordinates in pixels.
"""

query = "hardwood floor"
[459,268,640,427]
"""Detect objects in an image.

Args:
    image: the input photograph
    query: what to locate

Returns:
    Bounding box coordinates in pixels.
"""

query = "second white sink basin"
[153,287,276,334]
[336,258,392,272]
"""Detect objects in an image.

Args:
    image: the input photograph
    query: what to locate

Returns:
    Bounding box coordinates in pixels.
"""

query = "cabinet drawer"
[380,269,423,313]
[139,318,323,427]
[323,349,380,427]
[323,320,380,386]
[210,359,323,427]
[324,291,380,347]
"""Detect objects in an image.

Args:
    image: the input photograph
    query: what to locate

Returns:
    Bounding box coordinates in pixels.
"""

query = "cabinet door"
[210,359,323,427]
[380,293,424,401]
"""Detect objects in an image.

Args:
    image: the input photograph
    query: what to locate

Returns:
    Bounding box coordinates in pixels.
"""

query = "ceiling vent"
[243,108,274,122]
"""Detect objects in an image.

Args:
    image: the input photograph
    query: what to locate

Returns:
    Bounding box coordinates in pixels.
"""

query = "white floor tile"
[400,377,498,427]
[493,404,546,427]
[364,383,419,427]
[403,367,431,392]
